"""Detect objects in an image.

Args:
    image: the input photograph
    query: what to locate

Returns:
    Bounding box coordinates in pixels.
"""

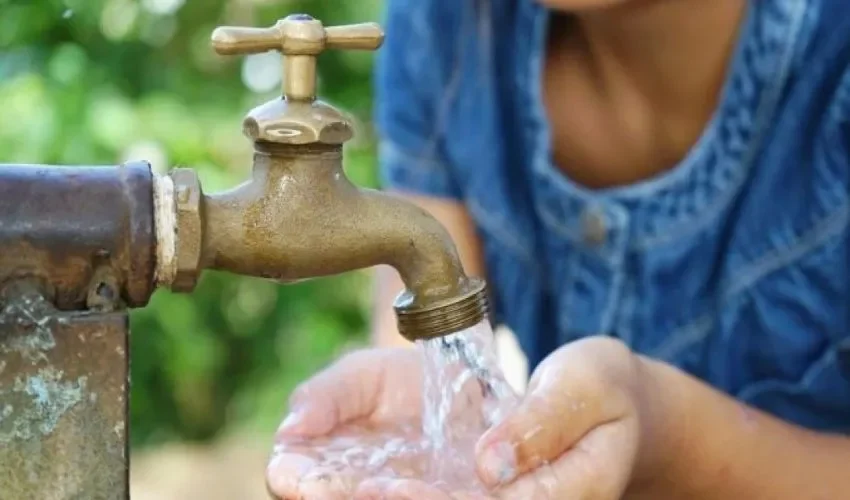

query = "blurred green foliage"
[0,0,384,448]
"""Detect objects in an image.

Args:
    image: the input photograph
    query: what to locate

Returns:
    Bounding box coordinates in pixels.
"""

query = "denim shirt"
[374,0,850,432]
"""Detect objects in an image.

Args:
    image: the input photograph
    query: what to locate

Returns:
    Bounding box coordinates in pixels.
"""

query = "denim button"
[581,208,607,246]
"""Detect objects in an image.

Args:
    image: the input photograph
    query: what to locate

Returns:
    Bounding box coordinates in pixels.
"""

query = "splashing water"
[420,321,521,489]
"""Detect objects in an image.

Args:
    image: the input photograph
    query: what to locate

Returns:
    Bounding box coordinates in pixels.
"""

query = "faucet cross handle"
[212,14,384,101]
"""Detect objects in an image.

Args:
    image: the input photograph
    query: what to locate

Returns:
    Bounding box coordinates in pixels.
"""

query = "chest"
[540,39,719,191]
[454,87,850,430]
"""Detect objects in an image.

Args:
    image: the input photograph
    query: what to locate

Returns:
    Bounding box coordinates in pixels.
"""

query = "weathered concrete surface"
[0,290,128,500]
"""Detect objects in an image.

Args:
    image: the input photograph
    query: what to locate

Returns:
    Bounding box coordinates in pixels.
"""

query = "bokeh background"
[1,0,381,497]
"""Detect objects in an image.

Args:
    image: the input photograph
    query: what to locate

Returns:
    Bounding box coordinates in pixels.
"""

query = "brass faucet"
[152,14,489,341]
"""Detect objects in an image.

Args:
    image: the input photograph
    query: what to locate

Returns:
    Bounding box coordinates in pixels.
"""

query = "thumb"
[276,348,404,439]
[474,344,628,488]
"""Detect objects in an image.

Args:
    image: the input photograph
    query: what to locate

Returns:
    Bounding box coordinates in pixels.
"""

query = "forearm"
[636,357,850,499]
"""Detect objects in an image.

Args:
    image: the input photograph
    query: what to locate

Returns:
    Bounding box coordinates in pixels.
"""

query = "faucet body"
[154,17,490,340]
[157,136,488,340]
[204,143,466,298]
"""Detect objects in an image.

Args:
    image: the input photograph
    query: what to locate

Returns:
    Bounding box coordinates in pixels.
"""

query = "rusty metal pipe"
[0,162,157,310]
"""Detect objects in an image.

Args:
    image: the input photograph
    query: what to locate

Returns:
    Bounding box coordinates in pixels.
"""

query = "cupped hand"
[470,336,657,499]
[267,336,663,500]
[266,345,504,499]
[265,347,429,499]
[356,336,660,500]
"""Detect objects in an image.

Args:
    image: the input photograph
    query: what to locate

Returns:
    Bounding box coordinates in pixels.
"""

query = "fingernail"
[277,410,305,434]
[479,441,517,486]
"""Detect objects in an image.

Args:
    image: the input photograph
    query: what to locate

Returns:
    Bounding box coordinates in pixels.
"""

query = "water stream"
[420,321,520,489]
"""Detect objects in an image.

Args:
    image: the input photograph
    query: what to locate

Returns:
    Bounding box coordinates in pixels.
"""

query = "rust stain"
[0,162,156,310]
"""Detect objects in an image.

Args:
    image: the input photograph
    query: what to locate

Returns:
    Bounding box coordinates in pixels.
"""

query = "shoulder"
[377,0,516,89]
[811,1,850,160]
[378,0,466,78]
[773,0,850,154]
[786,0,850,96]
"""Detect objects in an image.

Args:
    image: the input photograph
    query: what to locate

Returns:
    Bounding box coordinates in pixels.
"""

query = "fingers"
[277,348,411,439]
[475,337,636,488]
[266,453,317,498]
[266,452,357,500]
[494,419,638,500]
[356,478,451,500]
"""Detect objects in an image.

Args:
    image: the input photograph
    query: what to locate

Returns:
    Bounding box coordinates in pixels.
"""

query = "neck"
[565,0,747,116]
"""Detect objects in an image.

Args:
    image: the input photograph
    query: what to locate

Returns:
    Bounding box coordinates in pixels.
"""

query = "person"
[267,0,850,497]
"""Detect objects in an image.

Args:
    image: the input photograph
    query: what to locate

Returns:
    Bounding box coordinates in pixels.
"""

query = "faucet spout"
[157,143,488,341]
